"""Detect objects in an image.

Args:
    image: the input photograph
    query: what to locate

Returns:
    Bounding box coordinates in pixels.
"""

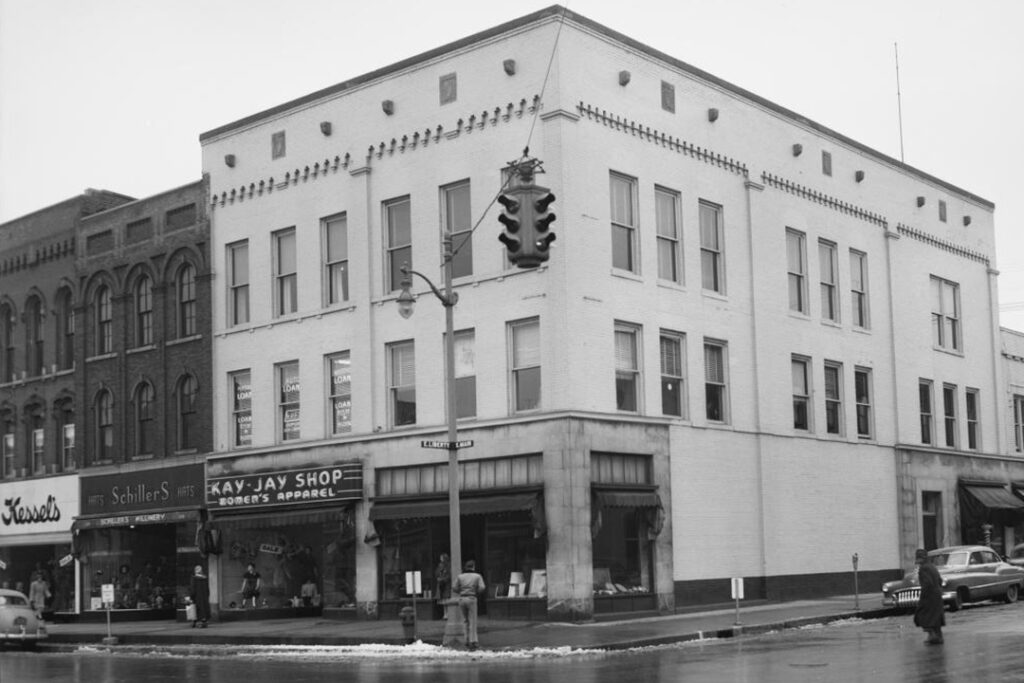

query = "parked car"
[1007,543,1024,568]
[0,588,48,649]
[882,545,1024,611]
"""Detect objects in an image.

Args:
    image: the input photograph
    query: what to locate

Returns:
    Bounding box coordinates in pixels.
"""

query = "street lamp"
[395,237,463,591]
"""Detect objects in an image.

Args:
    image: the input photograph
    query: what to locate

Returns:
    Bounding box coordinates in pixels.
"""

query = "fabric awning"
[369,492,540,521]
[72,507,202,530]
[595,490,662,509]
[962,485,1024,510]
[210,506,348,529]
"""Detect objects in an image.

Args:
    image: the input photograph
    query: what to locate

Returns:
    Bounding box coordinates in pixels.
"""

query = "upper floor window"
[821,150,832,176]
[919,380,935,445]
[699,201,725,294]
[824,361,843,435]
[177,264,197,337]
[277,362,300,442]
[273,229,297,317]
[792,356,811,430]
[29,410,44,475]
[25,296,44,376]
[1,416,13,478]
[786,229,807,314]
[509,318,540,412]
[704,339,729,423]
[938,200,947,223]
[328,353,352,435]
[439,73,457,105]
[135,276,153,347]
[614,323,641,412]
[95,389,114,462]
[0,304,12,383]
[610,173,638,273]
[850,250,869,329]
[855,367,873,439]
[660,331,686,418]
[271,130,286,159]
[443,181,472,279]
[931,276,961,351]
[135,382,155,456]
[230,370,252,448]
[385,197,412,293]
[56,287,75,371]
[178,375,198,451]
[388,342,416,427]
[660,81,675,113]
[323,215,349,306]
[655,186,681,283]
[819,240,839,322]
[965,388,980,451]
[1014,395,1024,453]
[59,405,75,471]
[942,384,958,449]
[452,330,476,419]
[228,241,250,326]
[95,285,113,355]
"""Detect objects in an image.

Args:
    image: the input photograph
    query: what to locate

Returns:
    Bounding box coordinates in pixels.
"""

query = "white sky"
[2,0,1022,326]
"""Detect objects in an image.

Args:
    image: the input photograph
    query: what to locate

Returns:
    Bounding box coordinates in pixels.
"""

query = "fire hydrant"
[399,605,416,644]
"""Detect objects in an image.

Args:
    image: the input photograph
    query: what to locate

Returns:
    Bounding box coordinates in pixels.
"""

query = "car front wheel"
[1005,584,1020,604]
[948,589,964,611]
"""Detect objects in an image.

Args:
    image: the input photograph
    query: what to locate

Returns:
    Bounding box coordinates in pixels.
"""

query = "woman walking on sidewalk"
[913,549,944,644]
[189,565,211,628]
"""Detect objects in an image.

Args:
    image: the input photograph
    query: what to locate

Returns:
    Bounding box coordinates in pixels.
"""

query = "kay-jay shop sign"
[206,462,362,510]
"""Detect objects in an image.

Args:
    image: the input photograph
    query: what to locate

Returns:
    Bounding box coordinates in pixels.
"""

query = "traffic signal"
[531,189,556,263]
[497,191,522,259]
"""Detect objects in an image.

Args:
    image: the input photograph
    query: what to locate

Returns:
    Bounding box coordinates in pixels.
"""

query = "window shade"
[615,330,637,370]
[392,343,415,385]
[513,322,539,367]
[704,344,724,382]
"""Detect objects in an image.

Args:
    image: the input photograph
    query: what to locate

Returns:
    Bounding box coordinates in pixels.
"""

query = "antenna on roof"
[894,42,905,163]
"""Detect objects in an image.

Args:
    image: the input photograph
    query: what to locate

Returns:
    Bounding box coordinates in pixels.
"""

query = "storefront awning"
[209,507,348,529]
[72,508,202,530]
[594,490,662,509]
[962,485,1024,510]
[369,492,540,521]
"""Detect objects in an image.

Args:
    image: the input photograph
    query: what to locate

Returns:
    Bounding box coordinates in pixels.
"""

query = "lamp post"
[395,237,463,582]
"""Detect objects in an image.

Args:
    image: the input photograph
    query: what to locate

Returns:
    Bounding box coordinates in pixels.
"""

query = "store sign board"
[0,474,80,537]
[80,463,204,516]
[207,462,362,510]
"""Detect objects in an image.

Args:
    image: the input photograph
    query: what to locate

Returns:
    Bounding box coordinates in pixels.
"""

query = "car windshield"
[931,551,969,567]
[0,595,28,606]
[1012,547,1024,560]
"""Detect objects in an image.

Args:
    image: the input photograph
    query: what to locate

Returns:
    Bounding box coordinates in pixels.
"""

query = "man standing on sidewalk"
[913,549,944,644]
[452,560,485,650]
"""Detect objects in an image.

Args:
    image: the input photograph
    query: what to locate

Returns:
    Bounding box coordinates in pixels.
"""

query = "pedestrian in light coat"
[452,560,486,650]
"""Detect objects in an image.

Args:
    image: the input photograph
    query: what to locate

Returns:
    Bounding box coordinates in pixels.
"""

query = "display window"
[592,506,653,595]
[219,515,355,610]
[0,543,76,615]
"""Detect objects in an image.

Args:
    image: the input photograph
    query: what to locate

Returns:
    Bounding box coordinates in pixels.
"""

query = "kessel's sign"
[207,462,362,510]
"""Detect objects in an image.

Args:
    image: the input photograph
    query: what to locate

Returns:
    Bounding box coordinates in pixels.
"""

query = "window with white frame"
[1015,395,1024,452]
[700,201,724,294]
[61,410,75,470]
[510,318,540,412]
[96,389,114,462]
[824,361,843,435]
[178,374,198,451]
[323,215,349,306]
[328,352,352,435]
[388,341,416,426]
[931,276,961,351]
[135,382,155,456]
[792,356,811,430]
[177,264,197,337]
[273,229,298,317]
[443,181,473,279]
[819,240,839,322]
[855,367,873,438]
[95,285,112,355]
[135,276,153,347]
[31,417,43,474]
[660,331,686,418]
[704,340,728,422]
[786,229,807,313]
[615,323,641,412]
[277,362,300,442]
[850,249,869,329]
[942,384,957,448]
[610,173,638,273]
[919,380,934,445]
[452,330,476,419]
[965,388,979,450]
[228,240,250,325]
[385,197,412,293]
[655,186,681,283]
[231,370,252,448]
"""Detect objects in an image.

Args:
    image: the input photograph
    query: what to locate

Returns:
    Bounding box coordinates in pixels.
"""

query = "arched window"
[177,265,196,338]
[56,288,75,371]
[95,286,112,355]
[135,382,155,456]
[25,296,44,376]
[0,304,14,383]
[178,375,197,451]
[135,276,153,347]
[95,390,113,462]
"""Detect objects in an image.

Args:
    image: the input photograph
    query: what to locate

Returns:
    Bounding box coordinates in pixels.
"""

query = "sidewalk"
[39,594,894,651]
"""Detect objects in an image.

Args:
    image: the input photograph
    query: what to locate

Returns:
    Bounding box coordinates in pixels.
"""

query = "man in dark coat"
[913,549,944,644]
[189,565,211,628]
